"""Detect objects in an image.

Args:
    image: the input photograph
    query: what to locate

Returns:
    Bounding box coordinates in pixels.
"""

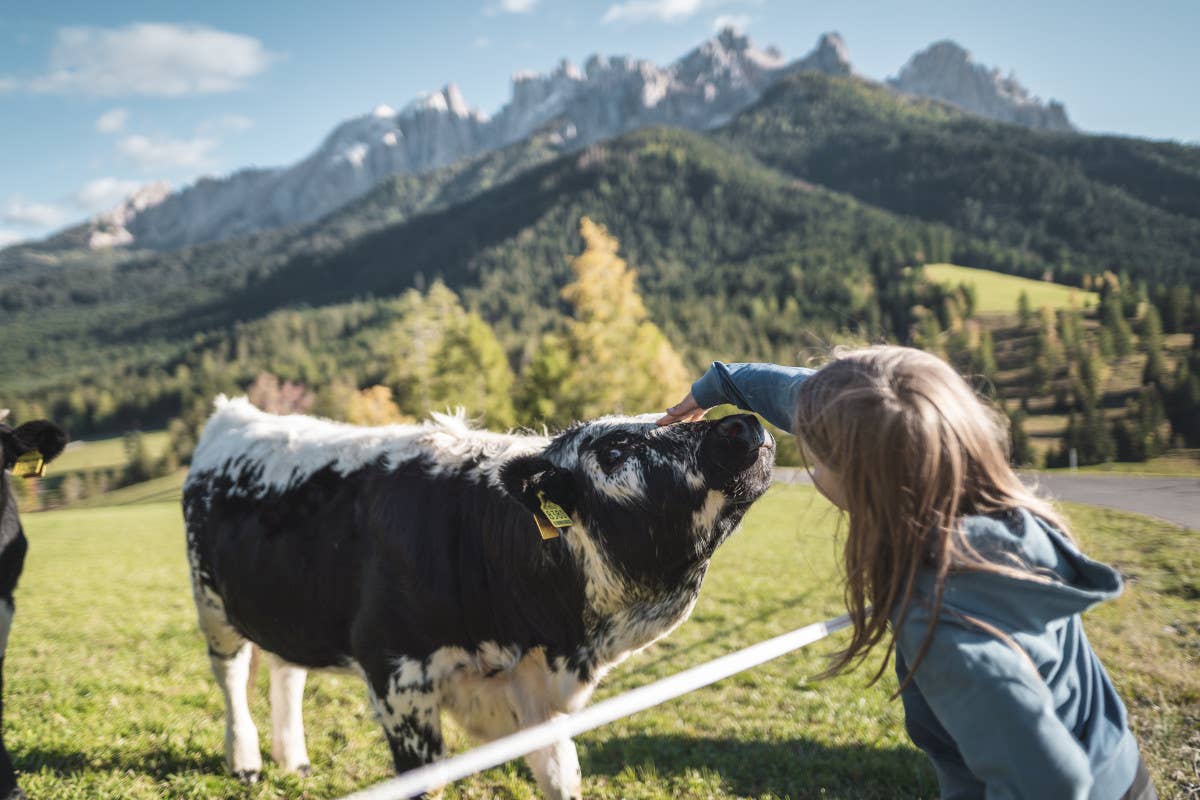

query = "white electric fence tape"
[338,612,852,800]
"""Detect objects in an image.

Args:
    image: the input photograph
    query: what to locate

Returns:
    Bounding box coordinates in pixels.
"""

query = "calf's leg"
[525,734,582,800]
[194,585,262,782]
[209,643,263,782]
[0,598,23,800]
[364,658,444,775]
[267,653,310,775]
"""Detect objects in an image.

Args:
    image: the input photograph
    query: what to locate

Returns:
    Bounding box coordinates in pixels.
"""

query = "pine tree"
[1163,285,1190,334]
[1030,307,1064,394]
[345,386,411,426]
[517,217,690,427]
[1140,305,1167,386]
[1113,385,1168,462]
[1006,405,1035,467]
[974,329,997,382]
[1101,297,1134,358]
[1017,290,1032,328]
[428,312,517,429]
[383,283,516,427]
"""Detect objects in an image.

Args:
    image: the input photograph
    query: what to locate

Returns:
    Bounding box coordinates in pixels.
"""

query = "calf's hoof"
[295,763,312,778]
[232,769,260,784]
[1,789,27,800]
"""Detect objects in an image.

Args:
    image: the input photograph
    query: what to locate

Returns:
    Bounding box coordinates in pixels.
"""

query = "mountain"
[719,73,1200,285]
[5,69,1199,435]
[889,40,1072,132]
[0,125,966,401]
[16,29,1079,255]
[62,29,830,252]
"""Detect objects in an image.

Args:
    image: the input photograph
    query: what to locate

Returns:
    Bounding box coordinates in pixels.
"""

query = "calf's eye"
[607,448,624,462]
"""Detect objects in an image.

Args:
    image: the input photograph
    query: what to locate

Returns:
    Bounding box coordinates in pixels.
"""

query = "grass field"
[1051,450,1200,478]
[53,431,170,474]
[924,263,1099,315]
[10,486,1198,799]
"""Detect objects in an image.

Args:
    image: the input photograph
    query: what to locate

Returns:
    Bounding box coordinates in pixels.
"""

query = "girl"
[658,346,1154,800]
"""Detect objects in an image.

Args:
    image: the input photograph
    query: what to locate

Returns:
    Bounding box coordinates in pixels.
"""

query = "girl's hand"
[656,392,708,426]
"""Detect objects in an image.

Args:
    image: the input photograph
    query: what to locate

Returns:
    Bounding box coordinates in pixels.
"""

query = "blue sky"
[1,0,1196,247]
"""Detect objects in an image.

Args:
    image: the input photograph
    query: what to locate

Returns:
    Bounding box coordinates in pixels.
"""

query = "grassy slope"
[11,486,1197,799]
[924,263,1098,315]
[1041,450,1200,477]
[53,431,170,474]
[66,470,186,509]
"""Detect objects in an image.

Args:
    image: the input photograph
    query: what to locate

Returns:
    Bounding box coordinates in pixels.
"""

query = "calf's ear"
[499,455,576,517]
[2,420,69,468]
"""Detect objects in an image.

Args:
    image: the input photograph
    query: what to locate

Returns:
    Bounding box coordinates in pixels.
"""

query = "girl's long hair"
[793,345,1071,690]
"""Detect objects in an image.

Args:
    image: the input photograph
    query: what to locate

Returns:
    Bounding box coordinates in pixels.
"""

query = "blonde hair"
[793,345,1070,690]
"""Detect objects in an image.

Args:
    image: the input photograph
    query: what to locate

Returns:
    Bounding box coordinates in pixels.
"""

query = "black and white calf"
[0,412,68,800]
[182,397,774,798]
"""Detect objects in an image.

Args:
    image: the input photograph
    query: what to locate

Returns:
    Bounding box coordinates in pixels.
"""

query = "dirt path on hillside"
[773,469,1199,530]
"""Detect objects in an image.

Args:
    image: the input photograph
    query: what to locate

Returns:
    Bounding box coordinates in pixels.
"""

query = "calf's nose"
[713,414,766,450]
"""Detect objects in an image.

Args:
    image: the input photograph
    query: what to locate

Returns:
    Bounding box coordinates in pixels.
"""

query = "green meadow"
[924,263,1099,315]
[9,485,1197,799]
[52,431,171,475]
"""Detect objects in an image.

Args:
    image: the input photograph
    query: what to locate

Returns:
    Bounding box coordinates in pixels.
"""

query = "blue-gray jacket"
[691,361,1141,800]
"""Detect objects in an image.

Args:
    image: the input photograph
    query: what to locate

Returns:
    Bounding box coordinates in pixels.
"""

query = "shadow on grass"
[582,733,938,800]
[14,742,224,781]
[635,592,818,675]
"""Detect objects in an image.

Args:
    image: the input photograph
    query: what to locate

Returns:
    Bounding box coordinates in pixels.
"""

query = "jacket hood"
[912,508,1123,633]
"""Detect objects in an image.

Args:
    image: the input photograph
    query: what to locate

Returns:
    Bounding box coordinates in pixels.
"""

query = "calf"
[183,398,773,798]
[0,412,68,800]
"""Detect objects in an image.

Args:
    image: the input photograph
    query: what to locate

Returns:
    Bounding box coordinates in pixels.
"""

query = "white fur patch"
[0,598,13,660]
[188,396,543,498]
[690,491,727,546]
[268,654,310,773]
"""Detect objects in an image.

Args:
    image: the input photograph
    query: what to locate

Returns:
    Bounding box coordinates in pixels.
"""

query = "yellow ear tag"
[533,515,561,541]
[12,450,45,479]
[535,490,571,540]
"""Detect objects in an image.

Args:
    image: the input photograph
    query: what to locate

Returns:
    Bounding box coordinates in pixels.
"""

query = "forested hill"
[719,73,1200,285]
[0,126,978,400]
[3,71,1199,433]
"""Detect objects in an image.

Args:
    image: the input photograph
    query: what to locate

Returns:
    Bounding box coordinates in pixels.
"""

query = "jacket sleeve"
[895,608,1093,800]
[690,362,816,433]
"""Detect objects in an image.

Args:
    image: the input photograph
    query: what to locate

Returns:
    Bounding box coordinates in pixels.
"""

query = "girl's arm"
[895,611,1093,799]
[683,362,816,433]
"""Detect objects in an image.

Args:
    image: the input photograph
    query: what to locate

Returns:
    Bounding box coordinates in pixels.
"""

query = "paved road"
[1024,473,1199,530]
[774,469,1199,530]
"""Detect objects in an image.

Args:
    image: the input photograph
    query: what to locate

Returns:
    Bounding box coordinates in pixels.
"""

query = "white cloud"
[0,77,16,93]
[73,178,144,212]
[603,0,704,24]
[95,107,129,133]
[118,134,217,170]
[0,229,28,248]
[483,0,537,15]
[27,22,275,96]
[2,196,71,228]
[473,36,491,48]
[713,13,750,31]
[198,114,254,135]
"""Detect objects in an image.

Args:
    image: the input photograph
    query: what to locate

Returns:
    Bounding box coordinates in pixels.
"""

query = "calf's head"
[1,416,68,475]
[500,414,774,590]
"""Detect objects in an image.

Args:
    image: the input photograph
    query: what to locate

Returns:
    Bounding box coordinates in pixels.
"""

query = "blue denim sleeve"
[690,362,816,433]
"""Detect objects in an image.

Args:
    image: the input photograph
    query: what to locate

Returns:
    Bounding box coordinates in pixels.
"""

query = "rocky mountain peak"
[21,30,1078,255]
[785,31,852,77]
[87,182,171,248]
[889,40,1073,132]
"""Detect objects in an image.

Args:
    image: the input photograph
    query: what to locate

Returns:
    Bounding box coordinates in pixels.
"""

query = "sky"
[1,0,1197,247]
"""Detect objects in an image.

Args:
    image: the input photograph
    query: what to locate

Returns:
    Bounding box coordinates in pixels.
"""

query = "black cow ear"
[499,455,576,517]
[4,420,69,467]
